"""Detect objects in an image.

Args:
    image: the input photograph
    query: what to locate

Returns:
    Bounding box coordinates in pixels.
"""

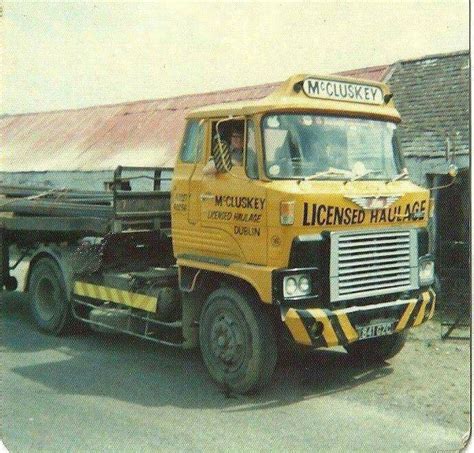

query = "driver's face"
[231,132,243,151]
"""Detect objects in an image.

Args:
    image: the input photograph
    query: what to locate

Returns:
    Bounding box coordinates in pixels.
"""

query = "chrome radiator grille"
[330,229,419,302]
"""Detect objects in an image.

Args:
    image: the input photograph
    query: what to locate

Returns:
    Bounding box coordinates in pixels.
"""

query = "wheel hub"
[210,313,244,369]
[36,276,60,321]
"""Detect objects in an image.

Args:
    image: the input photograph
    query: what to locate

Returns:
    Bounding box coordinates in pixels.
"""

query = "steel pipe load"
[0,198,114,218]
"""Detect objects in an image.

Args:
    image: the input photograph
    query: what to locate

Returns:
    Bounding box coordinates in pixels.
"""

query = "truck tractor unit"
[0,74,436,393]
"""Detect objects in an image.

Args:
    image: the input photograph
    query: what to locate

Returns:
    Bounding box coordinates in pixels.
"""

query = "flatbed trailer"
[0,166,171,237]
[0,167,178,345]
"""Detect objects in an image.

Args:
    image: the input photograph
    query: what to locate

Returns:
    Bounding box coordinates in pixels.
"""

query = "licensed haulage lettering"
[370,206,403,223]
[368,201,426,223]
[302,78,384,105]
[303,200,427,226]
[402,200,427,221]
[215,195,266,210]
[207,210,232,221]
[233,212,262,223]
[303,203,365,226]
[370,201,426,223]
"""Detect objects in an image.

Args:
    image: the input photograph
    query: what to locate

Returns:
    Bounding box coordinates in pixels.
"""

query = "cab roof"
[187,74,400,122]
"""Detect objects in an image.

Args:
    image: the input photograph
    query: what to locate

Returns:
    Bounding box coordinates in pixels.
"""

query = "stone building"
[385,51,470,285]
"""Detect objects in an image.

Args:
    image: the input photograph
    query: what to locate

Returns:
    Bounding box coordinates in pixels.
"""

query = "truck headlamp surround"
[272,267,319,303]
[418,257,435,286]
[283,274,312,298]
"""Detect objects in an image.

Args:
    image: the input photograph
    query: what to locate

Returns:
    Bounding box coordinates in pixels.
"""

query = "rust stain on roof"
[0,66,390,172]
[336,65,392,82]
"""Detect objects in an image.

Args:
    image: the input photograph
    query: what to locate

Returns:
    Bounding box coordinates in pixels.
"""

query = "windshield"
[262,114,402,180]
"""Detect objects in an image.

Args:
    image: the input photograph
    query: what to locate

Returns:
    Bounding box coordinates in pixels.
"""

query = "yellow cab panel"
[172,74,434,327]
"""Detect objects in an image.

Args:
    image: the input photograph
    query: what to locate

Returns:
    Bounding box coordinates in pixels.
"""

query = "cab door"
[199,119,267,265]
[171,119,205,257]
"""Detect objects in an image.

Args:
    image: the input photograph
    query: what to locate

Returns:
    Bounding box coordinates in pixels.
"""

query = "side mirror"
[448,164,458,178]
[430,164,459,193]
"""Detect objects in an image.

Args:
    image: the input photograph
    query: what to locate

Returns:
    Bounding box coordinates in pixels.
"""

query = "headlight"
[283,274,311,298]
[419,258,434,286]
[284,277,297,296]
[299,276,311,293]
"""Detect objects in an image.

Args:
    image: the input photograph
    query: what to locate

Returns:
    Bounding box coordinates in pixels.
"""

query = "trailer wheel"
[28,257,74,335]
[199,287,277,394]
[344,331,408,363]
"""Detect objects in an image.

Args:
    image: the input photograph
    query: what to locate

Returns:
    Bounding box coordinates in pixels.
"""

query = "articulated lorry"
[0,74,437,393]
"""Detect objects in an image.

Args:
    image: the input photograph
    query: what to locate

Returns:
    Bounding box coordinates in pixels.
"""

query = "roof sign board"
[302,77,384,105]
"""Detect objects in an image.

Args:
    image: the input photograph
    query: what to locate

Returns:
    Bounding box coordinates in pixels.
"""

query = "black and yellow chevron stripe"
[73,281,158,313]
[394,289,435,331]
[282,289,436,348]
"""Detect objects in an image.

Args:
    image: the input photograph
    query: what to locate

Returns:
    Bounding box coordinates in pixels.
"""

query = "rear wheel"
[199,287,277,394]
[344,331,408,362]
[28,257,74,335]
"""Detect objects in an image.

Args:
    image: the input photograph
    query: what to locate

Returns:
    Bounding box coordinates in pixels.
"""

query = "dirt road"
[0,290,470,452]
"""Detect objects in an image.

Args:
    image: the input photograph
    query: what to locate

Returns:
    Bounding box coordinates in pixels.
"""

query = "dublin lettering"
[234,226,260,237]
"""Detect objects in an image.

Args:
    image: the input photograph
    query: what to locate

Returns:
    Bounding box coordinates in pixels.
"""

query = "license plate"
[356,321,394,340]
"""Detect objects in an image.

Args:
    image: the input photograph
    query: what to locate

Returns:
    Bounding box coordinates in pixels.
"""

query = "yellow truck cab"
[0,73,436,395]
[172,74,435,391]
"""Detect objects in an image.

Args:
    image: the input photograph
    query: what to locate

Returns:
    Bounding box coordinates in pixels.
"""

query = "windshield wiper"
[350,169,382,181]
[390,168,409,182]
[304,167,352,181]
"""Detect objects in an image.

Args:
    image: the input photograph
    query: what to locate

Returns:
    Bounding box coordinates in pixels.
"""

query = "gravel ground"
[0,288,470,452]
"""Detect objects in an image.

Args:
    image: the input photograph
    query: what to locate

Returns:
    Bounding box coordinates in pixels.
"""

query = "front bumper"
[281,289,435,348]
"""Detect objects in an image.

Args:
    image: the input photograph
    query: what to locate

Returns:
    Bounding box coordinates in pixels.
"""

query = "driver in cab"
[203,126,244,175]
[317,133,349,171]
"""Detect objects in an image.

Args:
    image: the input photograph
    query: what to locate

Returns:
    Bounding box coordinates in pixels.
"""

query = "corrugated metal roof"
[336,65,392,82]
[0,67,389,172]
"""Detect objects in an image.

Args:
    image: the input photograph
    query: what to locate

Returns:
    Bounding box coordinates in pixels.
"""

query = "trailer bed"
[0,166,172,239]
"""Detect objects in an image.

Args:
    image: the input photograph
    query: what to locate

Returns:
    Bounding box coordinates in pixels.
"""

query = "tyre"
[28,257,74,335]
[344,331,408,363]
[199,287,277,394]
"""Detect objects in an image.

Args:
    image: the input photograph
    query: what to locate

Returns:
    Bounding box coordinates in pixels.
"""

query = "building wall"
[0,171,114,191]
[0,169,173,191]
[404,155,469,188]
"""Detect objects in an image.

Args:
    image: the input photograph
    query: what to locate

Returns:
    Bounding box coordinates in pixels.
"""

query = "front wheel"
[199,287,277,394]
[344,331,408,362]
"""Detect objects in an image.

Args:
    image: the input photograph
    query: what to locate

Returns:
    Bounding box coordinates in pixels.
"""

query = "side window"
[211,119,245,167]
[246,120,258,179]
[180,120,203,163]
